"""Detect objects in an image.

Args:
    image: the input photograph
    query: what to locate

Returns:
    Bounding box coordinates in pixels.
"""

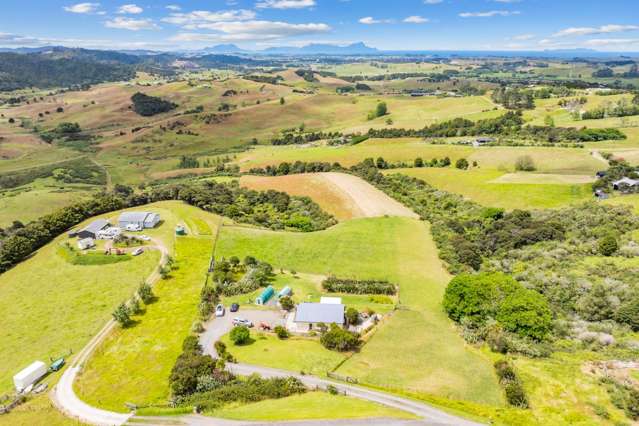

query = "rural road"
[50,238,169,426]
[197,313,483,426]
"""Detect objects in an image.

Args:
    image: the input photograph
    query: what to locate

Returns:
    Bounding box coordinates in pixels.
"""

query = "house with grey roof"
[77,219,110,240]
[289,302,345,333]
[612,177,639,192]
[118,212,161,230]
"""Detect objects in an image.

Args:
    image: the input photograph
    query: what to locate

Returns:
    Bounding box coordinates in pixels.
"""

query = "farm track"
[50,238,169,426]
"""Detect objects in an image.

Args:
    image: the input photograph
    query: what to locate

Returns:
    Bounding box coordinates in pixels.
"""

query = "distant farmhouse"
[612,177,639,192]
[118,212,161,230]
[77,219,110,240]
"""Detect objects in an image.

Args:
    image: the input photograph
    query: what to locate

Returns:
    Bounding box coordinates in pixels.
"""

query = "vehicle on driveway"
[230,303,239,312]
[215,304,225,317]
[138,235,151,241]
[232,318,253,327]
[132,248,144,256]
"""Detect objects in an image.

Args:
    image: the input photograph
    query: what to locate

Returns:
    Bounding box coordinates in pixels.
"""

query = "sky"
[0,0,638,52]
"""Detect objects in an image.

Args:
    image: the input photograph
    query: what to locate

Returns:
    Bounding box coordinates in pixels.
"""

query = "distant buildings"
[612,177,639,192]
[118,212,161,230]
[77,219,110,240]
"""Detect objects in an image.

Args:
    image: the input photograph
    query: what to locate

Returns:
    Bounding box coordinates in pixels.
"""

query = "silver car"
[232,317,253,327]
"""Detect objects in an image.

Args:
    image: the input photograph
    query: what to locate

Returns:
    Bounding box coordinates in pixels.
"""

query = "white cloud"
[117,4,143,14]
[105,17,159,30]
[423,0,442,4]
[359,17,393,25]
[459,10,520,18]
[255,0,316,9]
[162,10,256,26]
[512,33,535,40]
[166,5,181,11]
[63,2,101,14]
[493,0,521,3]
[553,25,639,37]
[404,16,429,24]
[584,38,639,47]
[171,20,330,42]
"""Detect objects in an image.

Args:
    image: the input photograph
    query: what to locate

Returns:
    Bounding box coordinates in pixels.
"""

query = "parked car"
[138,235,151,241]
[132,248,144,256]
[230,303,240,312]
[215,304,225,317]
[232,318,253,327]
[125,224,143,232]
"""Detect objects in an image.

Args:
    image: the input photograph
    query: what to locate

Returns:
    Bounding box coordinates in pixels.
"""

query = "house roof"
[119,212,150,222]
[143,213,159,223]
[81,219,109,234]
[294,302,344,324]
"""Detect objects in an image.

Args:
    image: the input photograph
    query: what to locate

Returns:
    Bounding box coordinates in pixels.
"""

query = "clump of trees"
[367,102,388,120]
[212,257,274,296]
[491,87,535,110]
[495,360,529,408]
[322,276,396,295]
[514,155,536,171]
[230,326,251,345]
[131,92,177,116]
[320,324,360,352]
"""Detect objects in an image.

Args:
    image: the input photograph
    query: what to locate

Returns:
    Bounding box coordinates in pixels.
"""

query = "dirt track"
[241,172,418,221]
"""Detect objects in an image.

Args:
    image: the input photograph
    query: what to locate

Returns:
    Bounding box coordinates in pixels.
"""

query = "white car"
[232,317,253,327]
[132,248,144,256]
[215,304,225,317]
[125,224,143,232]
[138,235,151,241]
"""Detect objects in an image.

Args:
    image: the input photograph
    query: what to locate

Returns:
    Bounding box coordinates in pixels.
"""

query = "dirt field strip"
[241,173,418,221]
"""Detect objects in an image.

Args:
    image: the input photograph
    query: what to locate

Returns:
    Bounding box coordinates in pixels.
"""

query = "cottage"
[77,238,95,250]
[612,177,639,192]
[118,212,160,230]
[292,302,345,332]
[77,219,110,240]
[472,137,495,147]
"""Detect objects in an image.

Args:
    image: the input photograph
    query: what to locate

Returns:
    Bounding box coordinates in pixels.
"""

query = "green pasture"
[215,217,503,406]
[386,168,593,210]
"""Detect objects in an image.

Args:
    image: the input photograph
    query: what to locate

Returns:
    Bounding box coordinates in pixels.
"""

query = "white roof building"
[118,212,161,229]
[13,361,47,392]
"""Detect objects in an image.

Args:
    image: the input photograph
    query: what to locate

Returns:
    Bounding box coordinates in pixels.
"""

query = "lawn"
[0,226,160,394]
[386,168,593,210]
[221,333,345,377]
[212,392,417,421]
[75,236,214,412]
[215,217,503,406]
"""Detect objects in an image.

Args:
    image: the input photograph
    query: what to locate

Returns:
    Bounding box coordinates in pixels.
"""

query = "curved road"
[51,239,169,426]
[50,238,482,426]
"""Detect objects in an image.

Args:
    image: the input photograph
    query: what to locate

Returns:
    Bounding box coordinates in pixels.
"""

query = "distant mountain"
[262,42,380,55]
[202,44,249,54]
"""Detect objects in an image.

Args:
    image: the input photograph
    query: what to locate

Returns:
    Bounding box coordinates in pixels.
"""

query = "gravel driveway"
[199,309,286,356]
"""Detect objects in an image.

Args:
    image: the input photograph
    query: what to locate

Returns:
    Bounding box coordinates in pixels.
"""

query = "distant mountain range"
[198,42,380,56]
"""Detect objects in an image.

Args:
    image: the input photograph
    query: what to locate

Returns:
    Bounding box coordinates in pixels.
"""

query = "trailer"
[13,361,47,392]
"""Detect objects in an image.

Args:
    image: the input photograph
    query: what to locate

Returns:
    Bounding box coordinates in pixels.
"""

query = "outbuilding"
[612,177,639,192]
[77,238,95,250]
[118,212,160,230]
[77,219,110,240]
[13,361,47,392]
[277,286,292,298]
[256,286,275,305]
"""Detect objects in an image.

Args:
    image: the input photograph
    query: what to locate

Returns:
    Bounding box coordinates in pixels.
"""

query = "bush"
[497,289,553,341]
[345,307,359,325]
[616,297,639,331]
[320,324,360,352]
[455,158,469,170]
[131,92,177,116]
[112,302,132,327]
[230,326,250,345]
[598,235,619,257]
[170,337,217,397]
[274,325,289,339]
[279,296,294,311]
[137,281,154,304]
[322,276,396,295]
[515,156,536,172]
[494,360,529,408]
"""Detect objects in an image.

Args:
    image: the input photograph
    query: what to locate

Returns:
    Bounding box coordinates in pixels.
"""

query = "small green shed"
[175,225,186,236]
[256,286,275,305]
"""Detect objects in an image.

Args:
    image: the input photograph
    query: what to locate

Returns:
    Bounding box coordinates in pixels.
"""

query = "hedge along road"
[50,237,170,426]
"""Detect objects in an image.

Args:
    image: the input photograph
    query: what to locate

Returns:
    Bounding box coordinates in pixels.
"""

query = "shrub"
[279,296,294,311]
[170,350,217,397]
[497,289,553,341]
[515,156,536,171]
[322,276,396,295]
[112,302,132,327]
[214,340,227,355]
[320,324,360,352]
[616,297,639,331]
[182,335,202,354]
[137,281,154,304]
[131,92,177,116]
[505,382,529,408]
[345,307,359,325]
[274,325,289,339]
[598,235,619,257]
[455,158,469,170]
[230,326,251,345]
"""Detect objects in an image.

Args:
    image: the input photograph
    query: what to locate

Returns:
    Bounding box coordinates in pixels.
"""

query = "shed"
[77,219,110,240]
[277,286,292,298]
[613,177,639,191]
[118,212,160,229]
[294,302,345,328]
[13,361,47,392]
[256,286,275,305]
[176,225,186,236]
[320,296,343,305]
[77,238,95,250]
